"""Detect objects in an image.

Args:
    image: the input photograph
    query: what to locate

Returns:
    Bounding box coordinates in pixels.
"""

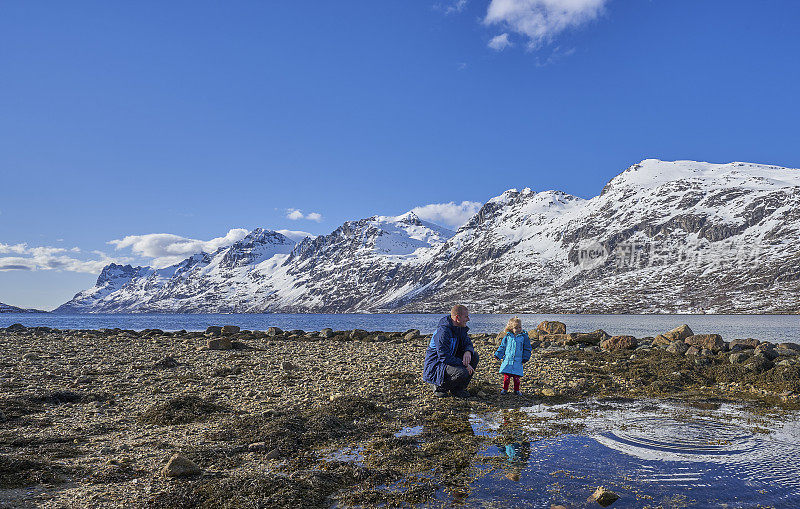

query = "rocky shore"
[2,321,799,508]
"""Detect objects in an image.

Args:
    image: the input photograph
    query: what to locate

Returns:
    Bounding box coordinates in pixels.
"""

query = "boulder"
[600,335,638,351]
[162,453,201,477]
[730,338,760,350]
[537,321,566,335]
[208,337,233,350]
[666,341,689,355]
[573,330,610,345]
[349,329,369,340]
[7,323,26,333]
[266,327,283,337]
[205,326,223,337]
[778,343,800,352]
[685,346,700,356]
[221,325,240,335]
[729,351,751,364]
[403,329,421,340]
[588,486,619,507]
[652,335,673,347]
[685,334,726,353]
[665,324,693,341]
[754,343,778,360]
[775,346,800,357]
[319,328,335,338]
[541,333,574,345]
[746,354,774,373]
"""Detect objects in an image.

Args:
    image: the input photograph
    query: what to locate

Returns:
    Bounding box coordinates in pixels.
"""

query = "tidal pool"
[441,400,800,508]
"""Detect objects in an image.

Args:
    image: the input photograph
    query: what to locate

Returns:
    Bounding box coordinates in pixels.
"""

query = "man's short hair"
[451,304,468,317]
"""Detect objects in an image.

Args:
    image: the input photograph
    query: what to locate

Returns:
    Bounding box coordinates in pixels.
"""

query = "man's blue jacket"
[422,315,475,387]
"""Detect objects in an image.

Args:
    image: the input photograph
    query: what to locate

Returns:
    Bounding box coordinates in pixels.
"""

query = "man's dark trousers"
[439,351,480,392]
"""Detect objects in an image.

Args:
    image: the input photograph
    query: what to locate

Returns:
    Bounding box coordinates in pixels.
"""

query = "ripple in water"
[463,401,800,508]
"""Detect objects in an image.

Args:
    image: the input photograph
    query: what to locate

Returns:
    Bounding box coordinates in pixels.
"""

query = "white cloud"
[436,0,468,14]
[411,201,483,229]
[0,242,123,274]
[108,228,249,268]
[488,32,512,50]
[286,209,324,222]
[276,229,316,243]
[286,209,305,220]
[484,0,607,49]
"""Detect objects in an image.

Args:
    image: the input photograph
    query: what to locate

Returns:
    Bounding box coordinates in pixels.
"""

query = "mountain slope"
[57,160,800,314]
[0,302,48,313]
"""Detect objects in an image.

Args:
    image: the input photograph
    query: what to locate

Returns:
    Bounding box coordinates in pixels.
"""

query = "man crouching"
[422,304,480,398]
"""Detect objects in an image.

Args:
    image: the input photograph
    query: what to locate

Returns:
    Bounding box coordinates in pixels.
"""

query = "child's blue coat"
[494,331,532,377]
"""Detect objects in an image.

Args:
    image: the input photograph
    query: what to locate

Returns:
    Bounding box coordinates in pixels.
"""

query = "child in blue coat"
[494,317,532,395]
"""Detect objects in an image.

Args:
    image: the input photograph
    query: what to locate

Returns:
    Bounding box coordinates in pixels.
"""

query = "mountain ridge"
[57,159,800,314]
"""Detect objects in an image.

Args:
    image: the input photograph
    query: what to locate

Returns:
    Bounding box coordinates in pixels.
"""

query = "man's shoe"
[434,387,449,398]
[514,391,522,396]
[500,389,508,395]
[451,389,471,399]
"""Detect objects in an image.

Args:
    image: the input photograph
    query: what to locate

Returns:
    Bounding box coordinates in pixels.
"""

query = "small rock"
[153,355,180,369]
[588,486,619,507]
[374,334,388,342]
[221,325,240,335]
[282,361,299,371]
[266,326,283,337]
[265,448,281,459]
[685,346,700,356]
[248,442,267,452]
[162,453,201,477]
[505,471,520,481]
[22,353,39,362]
[0,409,6,422]
[541,388,556,397]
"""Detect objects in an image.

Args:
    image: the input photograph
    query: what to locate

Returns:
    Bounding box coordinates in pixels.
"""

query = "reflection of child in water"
[496,411,532,481]
[498,440,531,482]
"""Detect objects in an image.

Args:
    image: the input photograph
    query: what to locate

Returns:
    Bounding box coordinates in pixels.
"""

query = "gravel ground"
[1,324,798,508]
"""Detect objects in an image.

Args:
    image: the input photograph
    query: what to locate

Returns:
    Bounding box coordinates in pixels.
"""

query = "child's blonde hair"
[504,316,522,333]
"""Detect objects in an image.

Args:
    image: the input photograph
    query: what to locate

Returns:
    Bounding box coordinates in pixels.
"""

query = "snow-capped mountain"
[57,160,800,314]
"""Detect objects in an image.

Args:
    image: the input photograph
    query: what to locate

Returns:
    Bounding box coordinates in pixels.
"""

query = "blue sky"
[2,0,799,310]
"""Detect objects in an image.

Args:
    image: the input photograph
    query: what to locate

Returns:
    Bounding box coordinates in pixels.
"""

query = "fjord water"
[464,400,800,508]
[2,313,799,343]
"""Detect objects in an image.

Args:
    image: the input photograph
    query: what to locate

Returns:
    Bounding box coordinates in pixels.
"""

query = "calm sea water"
[1,313,798,343]
[460,400,800,508]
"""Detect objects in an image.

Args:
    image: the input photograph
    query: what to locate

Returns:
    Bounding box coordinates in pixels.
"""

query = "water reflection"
[460,400,800,508]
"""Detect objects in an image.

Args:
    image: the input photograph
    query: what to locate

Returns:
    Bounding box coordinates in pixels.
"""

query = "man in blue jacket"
[422,304,479,398]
